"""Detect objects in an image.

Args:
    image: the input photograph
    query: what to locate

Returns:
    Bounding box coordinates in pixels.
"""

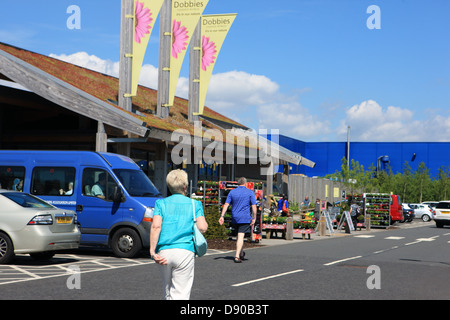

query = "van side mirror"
[113,186,125,203]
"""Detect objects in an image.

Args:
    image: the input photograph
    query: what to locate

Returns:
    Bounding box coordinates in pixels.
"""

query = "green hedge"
[203,205,228,240]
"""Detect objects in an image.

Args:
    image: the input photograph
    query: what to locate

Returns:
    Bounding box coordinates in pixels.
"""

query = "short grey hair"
[166,169,188,194]
[237,177,247,185]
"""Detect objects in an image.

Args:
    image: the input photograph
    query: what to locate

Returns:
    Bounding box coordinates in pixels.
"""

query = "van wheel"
[0,232,15,264]
[111,228,142,258]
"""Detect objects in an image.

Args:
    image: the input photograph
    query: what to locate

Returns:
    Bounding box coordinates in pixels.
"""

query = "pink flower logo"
[172,20,189,59]
[201,36,217,71]
[134,0,153,44]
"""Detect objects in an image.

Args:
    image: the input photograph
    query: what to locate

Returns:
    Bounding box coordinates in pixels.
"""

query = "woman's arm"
[149,215,167,265]
[196,216,208,233]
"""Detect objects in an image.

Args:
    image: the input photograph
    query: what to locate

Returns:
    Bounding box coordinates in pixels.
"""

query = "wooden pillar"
[286,216,293,240]
[188,20,201,123]
[156,0,171,119]
[319,215,326,236]
[118,0,133,156]
[119,0,133,112]
[96,121,107,152]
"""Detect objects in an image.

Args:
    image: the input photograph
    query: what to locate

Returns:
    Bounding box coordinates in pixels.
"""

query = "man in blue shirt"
[219,177,256,263]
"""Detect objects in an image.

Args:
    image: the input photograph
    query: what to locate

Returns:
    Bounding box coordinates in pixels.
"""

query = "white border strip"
[324,256,362,266]
[232,269,304,287]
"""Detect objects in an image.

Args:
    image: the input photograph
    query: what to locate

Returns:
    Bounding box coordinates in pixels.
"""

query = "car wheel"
[0,232,15,264]
[422,215,431,222]
[110,228,142,258]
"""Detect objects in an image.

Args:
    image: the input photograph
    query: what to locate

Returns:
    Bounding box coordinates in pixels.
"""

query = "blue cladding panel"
[274,135,450,178]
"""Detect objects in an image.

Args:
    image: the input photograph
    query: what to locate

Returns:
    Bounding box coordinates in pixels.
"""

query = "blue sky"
[0,0,449,142]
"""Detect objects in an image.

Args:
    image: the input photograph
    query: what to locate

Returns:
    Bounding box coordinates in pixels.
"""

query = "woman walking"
[150,170,208,300]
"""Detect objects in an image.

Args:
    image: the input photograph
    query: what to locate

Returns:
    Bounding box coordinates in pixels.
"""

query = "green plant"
[289,201,299,212]
[203,206,228,240]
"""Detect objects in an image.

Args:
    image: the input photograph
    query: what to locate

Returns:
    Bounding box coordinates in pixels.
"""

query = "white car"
[433,201,450,228]
[0,190,80,264]
[408,203,434,222]
[422,201,439,209]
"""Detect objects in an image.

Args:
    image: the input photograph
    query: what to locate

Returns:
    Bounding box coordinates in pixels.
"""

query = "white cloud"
[338,100,450,142]
[258,100,331,140]
[50,52,120,76]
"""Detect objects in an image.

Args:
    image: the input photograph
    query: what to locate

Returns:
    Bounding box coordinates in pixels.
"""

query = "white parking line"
[405,241,421,246]
[354,235,375,238]
[324,256,362,266]
[416,237,436,242]
[10,265,40,279]
[385,236,405,240]
[0,249,232,286]
[232,269,304,287]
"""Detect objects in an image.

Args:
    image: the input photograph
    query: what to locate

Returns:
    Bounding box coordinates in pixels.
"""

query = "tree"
[326,158,448,203]
[435,166,450,201]
[412,162,431,203]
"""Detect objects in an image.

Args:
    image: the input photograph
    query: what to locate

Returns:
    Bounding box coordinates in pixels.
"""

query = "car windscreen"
[1,192,54,208]
[113,169,161,197]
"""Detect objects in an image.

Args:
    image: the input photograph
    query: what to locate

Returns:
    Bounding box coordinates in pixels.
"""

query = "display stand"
[337,210,355,233]
[316,211,334,236]
[364,193,391,228]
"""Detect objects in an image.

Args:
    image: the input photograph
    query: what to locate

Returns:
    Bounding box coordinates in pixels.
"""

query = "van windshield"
[113,169,161,197]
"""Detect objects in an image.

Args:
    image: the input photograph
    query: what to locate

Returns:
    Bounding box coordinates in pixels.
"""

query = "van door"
[76,167,124,244]
[390,195,403,221]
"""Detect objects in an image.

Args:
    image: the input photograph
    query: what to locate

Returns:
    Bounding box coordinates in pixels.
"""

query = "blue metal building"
[276,135,450,178]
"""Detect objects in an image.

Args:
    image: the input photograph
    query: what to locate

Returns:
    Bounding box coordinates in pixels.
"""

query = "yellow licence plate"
[441,211,450,214]
[56,216,72,224]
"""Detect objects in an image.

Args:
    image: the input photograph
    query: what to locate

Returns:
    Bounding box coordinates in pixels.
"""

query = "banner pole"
[189,20,201,123]
[157,0,171,118]
[119,0,133,112]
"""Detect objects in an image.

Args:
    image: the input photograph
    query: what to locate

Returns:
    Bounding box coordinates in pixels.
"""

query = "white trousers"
[157,249,195,300]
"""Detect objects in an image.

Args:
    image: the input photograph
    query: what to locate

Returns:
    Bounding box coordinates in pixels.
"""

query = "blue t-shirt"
[225,186,256,224]
[278,199,289,211]
[153,194,204,253]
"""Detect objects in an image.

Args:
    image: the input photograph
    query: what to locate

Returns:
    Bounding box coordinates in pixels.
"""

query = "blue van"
[0,151,162,258]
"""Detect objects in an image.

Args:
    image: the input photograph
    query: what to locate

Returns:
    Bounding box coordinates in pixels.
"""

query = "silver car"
[409,203,434,222]
[0,190,80,264]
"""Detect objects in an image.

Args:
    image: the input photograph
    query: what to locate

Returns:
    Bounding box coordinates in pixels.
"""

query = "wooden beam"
[0,49,149,137]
